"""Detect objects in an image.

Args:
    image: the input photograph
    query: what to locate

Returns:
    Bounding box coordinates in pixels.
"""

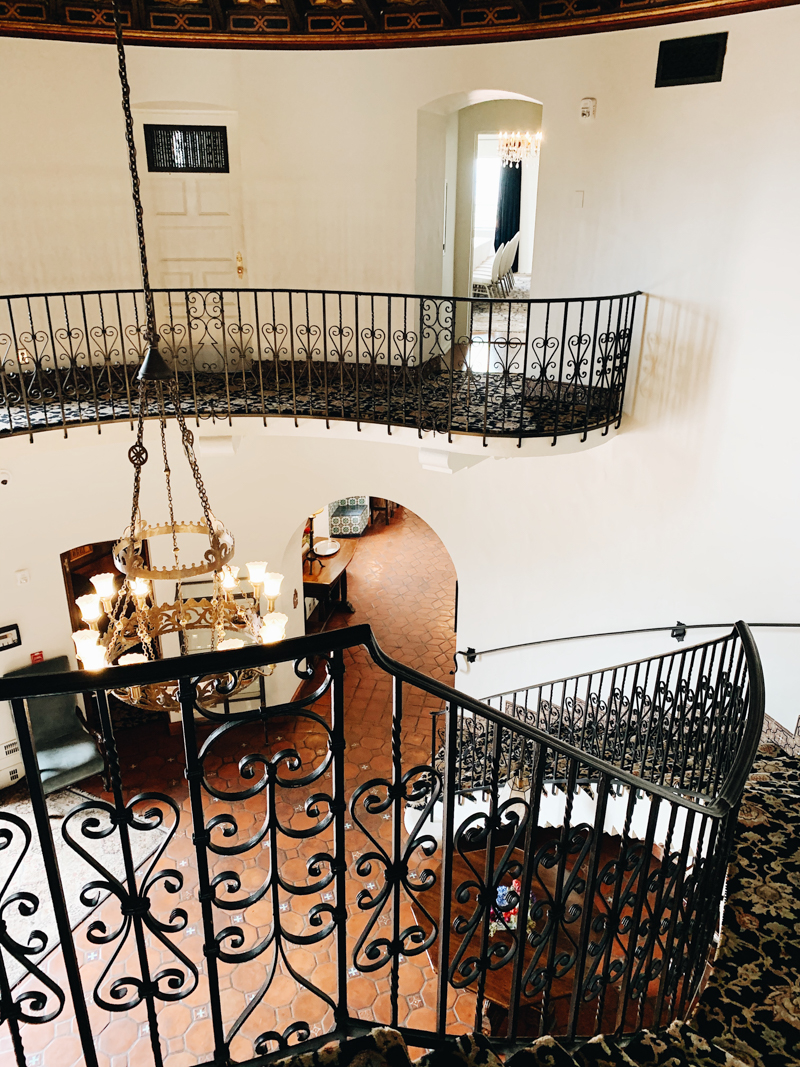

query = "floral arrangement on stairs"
[489,881,537,938]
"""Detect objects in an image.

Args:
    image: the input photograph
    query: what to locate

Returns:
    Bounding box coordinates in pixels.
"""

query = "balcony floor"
[0,366,620,442]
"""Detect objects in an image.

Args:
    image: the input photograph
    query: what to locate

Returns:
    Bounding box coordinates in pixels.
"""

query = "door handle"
[236,252,244,278]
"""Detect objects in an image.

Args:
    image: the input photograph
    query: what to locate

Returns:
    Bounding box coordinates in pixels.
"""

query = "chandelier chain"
[157,387,181,575]
[128,384,149,537]
[170,387,216,535]
[69,0,288,691]
[112,0,157,347]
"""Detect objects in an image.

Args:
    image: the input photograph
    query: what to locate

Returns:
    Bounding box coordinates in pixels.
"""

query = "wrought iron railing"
[0,622,762,1066]
[0,287,640,445]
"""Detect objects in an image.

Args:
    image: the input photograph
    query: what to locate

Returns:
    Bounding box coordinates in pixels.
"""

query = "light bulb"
[130,578,150,605]
[118,652,148,666]
[221,564,240,592]
[80,643,109,671]
[72,630,107,670]
[246,561,268,585]
[76,593,103,628]
[90,572,116,599]
[259,613,288,645]
[218,638,245,651]
[262,572,284,599]
[73,629,99,654]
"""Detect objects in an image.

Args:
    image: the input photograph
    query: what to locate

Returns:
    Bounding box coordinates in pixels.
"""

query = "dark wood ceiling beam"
[281,0,304,31]
[207,0,225,29]
[350,0,381,30]
[507,0,538,20]
[130,0,146,29]
[429,0,457,28]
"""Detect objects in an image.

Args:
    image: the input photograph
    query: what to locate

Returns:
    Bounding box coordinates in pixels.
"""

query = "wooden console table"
[303,538,357,632]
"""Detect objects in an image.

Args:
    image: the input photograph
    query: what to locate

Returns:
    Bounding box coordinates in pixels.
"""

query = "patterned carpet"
[263,1023,748,1067]
[262,744,800,1067]
[692,743,800,1065]
[0,364,621,441]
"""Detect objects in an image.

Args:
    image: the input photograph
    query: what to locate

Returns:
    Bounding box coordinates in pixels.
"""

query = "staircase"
[265,742,800,1066]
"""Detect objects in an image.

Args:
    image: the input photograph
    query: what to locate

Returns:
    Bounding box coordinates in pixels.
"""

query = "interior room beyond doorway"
[302,500,456,681]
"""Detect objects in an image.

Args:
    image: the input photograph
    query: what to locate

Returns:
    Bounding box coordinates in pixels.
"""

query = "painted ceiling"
[0,0,793,49]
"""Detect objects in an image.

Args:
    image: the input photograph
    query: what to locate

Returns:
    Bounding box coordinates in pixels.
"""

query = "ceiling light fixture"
[498,130,542,168]
[69,1,286,713]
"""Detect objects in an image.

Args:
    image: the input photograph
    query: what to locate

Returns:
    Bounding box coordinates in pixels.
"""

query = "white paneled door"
[135,109,245,290]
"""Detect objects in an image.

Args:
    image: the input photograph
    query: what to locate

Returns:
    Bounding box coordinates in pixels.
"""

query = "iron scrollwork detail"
[61,793,196,1012]
[0,813,66,1029]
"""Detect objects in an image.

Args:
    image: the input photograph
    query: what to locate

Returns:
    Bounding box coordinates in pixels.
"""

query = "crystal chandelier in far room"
[68,0,287,714]
[498,130,542,167]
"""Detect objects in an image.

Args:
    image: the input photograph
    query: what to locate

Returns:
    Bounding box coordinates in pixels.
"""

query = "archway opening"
[300,497,457,683]
[415,90,543,299]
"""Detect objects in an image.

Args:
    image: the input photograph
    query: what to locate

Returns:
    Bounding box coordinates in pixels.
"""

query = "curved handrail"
[0,620,762,817]
[0,619,764,1062]
[457,617,800,662]
[0,285,641,445]
[478,620,764,815]
[720,620,765,807]
[0,285,644,305]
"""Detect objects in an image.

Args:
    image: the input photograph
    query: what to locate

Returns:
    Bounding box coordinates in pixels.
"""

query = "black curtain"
[494,163,522,269]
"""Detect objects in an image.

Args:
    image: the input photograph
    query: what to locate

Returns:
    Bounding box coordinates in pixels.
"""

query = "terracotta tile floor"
[6,506,471,1067]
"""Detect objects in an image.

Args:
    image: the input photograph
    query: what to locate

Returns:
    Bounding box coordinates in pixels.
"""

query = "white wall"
[2,9,800,730]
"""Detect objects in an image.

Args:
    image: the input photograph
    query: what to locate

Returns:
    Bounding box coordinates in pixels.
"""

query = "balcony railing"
[0,622,763,1065]
[0,287,640,446]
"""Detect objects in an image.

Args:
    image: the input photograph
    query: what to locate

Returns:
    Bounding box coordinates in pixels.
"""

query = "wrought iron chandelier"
[498,129,542,167]
[69,0,287,712]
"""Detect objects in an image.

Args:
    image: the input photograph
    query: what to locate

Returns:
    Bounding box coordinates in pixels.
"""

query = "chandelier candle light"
[498,129,542,167]
[69,0,288,713]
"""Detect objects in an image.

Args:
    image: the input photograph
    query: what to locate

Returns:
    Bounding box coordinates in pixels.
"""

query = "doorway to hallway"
[303,503,456,684]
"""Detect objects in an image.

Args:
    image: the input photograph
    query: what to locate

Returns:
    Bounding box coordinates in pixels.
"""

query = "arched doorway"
[300,498,457,684]
[415,90,543,299]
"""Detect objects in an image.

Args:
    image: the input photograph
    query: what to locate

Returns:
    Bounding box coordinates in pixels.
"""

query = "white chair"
[507,231,521,291]
[472,243,504,297]
[498,232,520,294]
[497,241,513,294]
[489,244,507,297]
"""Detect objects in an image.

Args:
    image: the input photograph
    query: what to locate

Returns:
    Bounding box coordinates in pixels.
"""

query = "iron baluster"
[586,780,639,1034]
[322,291,331,427]
[435,699,458,1041]
[114,291,135,427]
[652,802,695,1024]
[89,689,173,1067]
[5,299,33,444]
[253,288,268,425]
[611,295,625,431]
[567,769,611,1039]
[390,674,403,1027]
[505,736,548,1043]
[9,697,98,1067]
[551,300,569,445]
[181,289,202,427]
[329,648,349,1032]
[416,297,424,438]
[78,292,102,436]
[178,676,229,1062]
[471,716,503,1028]
[614,790,661,1031]
[582,299,602,443]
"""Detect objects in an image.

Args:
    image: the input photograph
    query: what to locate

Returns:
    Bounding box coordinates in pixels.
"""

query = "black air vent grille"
[143,125,229,173]
[656,32,727,87]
